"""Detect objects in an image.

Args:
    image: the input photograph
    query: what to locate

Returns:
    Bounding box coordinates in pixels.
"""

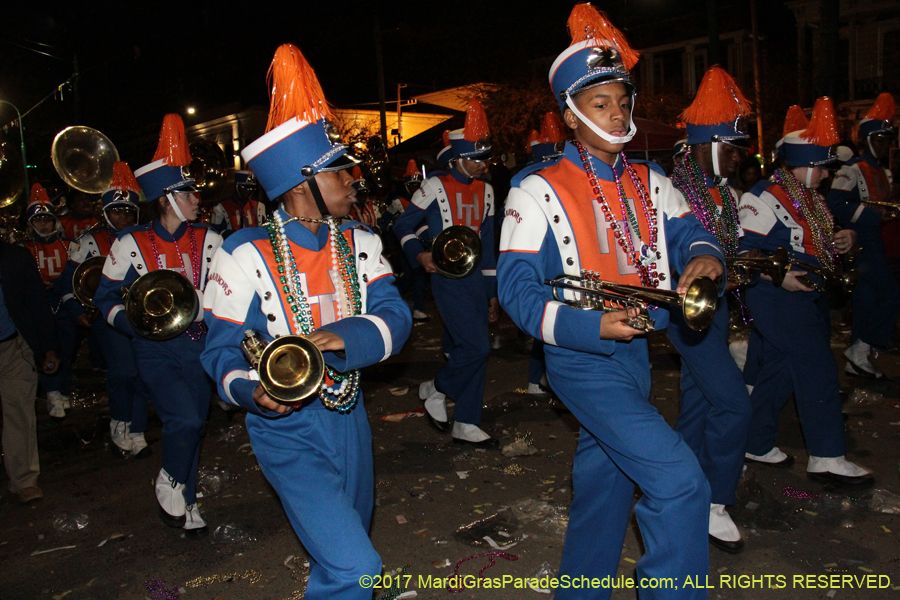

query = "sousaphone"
[72,256,107,308]
[124,270,198,340]
[431,225,482,278]
[51,127,119,193]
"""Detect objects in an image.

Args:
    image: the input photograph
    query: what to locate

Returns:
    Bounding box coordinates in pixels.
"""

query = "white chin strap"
[565,95,636,145]
[867,136,877,157]
[711,141,724,178]
[457,160,473,178]
[805,167,814,189]
[166,193,188,222]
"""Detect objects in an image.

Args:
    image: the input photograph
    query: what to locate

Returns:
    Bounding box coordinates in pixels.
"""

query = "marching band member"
[828,92,899,378]
[348,166,379,230]
[22,184,73,419]
[739,98,873,487]
[498,6,723,598]
[58,191,100,242]
[58,162,151,457]
[668,66,753,554]
[94,114,223,537]
[210,169,266,237]
[201,44,411,600]
[393,98,500,447]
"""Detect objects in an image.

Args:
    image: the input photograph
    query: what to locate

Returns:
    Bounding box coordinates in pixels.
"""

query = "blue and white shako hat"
[25,183,57,222]
[781,97,841,169]
[858,93,896,139]
[234,169,259,189]
[448,99,491,162]
[680,66,751,147]
[549,4,641,145]
[134,114,196,201]
[241,44,359,202]
[102,162,142,210]
[532,112,567,162]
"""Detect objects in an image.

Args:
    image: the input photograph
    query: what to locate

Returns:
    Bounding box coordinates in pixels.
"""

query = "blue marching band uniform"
[739,98,872,487]
[201,44,411,599]
[57,162,151,456]
[668,66,754,553]
[393,99,500,446]
[95,114,223,536]
[499,6,724,598]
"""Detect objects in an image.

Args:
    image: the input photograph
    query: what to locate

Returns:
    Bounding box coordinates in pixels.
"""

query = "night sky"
[1,0,795,176]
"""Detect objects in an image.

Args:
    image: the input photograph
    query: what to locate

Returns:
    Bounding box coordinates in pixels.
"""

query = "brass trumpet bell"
[241,331,325,406]
[51,127,119,194]
[124,270,198,340]
[72,255,106,307]
[431,225,482,278]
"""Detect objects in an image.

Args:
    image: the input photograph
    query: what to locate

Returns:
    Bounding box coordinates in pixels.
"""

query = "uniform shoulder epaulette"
[511,157,564,188]
[340,220,373,234]
[220,224,268,252]
[748,178,776,197]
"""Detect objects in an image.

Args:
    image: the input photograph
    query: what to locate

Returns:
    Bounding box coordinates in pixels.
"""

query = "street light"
[187,107,196,115]
[0,100,29,200]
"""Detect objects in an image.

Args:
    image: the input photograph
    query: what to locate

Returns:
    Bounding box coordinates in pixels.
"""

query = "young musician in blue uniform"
[58,162,151,456]
[210,170,267,237]
[94,115,223,536]
[739,98,872,487]
[827,92,899,378]
[393,99,500,447]
[201,44,411,600]
[22,184,72,419]
[498,6,724,598]
[668,66,753,554]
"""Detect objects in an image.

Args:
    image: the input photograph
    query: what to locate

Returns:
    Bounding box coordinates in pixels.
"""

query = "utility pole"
[396,83,407,145]
[751,0,765,167]
[373,15,388,149]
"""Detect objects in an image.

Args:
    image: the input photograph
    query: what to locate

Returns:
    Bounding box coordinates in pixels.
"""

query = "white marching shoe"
[109,420,132,453]
[419,379,449,433]
[452,422,499,449]
[47,391,66,419]
[155,468,186,527]
[709,504,744,554]
[844,340,884,379]
[183,503,209,538]
[807,456,874,487]
[745,446,794,468]
[127,428,151,458]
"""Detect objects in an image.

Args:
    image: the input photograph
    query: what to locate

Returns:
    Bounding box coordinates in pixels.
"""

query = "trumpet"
[858,199,900,219]
[241,331,325,406]
[726,247,791,287]
[790,259,858,301]
[544,272,718,332]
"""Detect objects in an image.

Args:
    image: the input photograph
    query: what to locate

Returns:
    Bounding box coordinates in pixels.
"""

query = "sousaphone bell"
[124,270,198,340]
[51,127,119,194]
[241,331,325,406]
[431,225,482,278]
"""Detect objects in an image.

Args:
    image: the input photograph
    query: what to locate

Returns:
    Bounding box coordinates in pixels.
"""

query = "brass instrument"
[124,270,198,340]
[791,259,858,303]
[431,225,482,278]
[188,139,228,205]
[241,331,325,405]
[858,199,900,219]
[51,127,119,193]
[726,247,791,287]
[72,256,106,307]
[544,272,718,332]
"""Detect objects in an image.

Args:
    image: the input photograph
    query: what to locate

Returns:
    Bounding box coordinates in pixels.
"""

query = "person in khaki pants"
[0,241,60,503]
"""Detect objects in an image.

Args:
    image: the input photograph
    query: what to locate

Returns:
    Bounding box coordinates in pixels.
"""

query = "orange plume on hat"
[527,130,540,145]
[109,161,141,193]
[441,130,451,148]
[801,97,840,147]
[680,66,752,126]
[403,159,419,178]
[265,44,333,133]
[462,99,490,142]
[782,105,809,137]
[151,114,192,167]
[539,112,566,144]
[864,92,896,121]
[29,183,50,206]
[567,3,639,71]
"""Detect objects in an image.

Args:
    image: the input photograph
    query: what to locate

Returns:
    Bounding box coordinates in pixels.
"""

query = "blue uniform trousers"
[132,334,210,502]
[851,252,900,350]
[247,398,380,600]
[548,340,710,600]
[743,282,845,457]
[94,321,149,433]
[40,306,78,396]
[528,339,546,385]
[432,272,490,425]
[669,301,751,505]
